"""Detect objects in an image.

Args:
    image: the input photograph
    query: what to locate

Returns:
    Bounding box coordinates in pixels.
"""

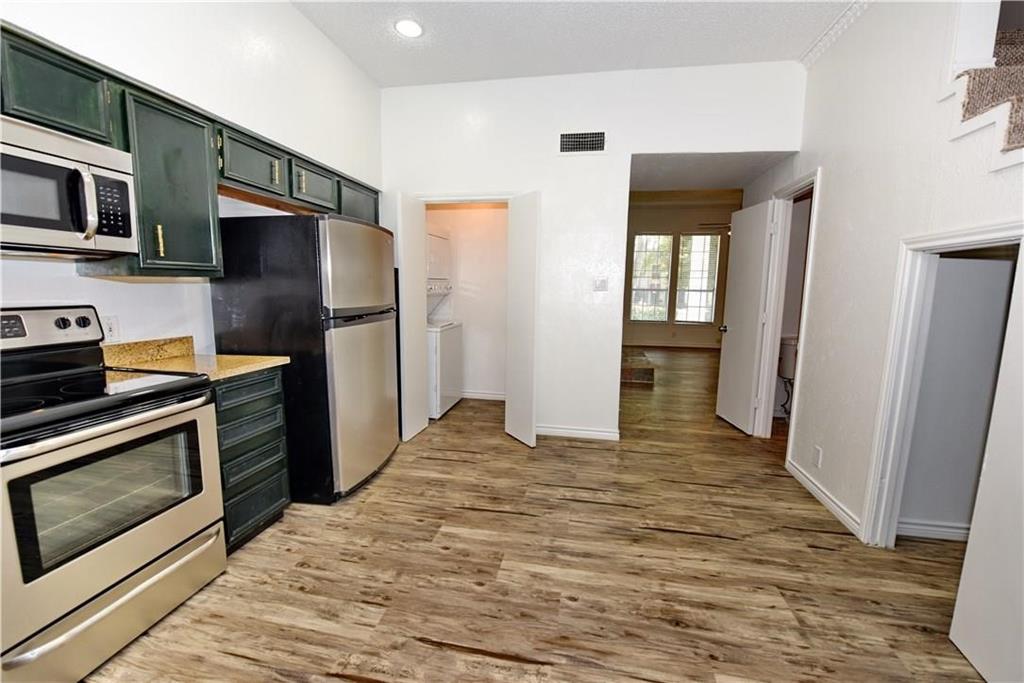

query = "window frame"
[627,233,675,322]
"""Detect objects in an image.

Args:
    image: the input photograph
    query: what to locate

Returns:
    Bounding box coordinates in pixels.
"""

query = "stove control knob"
[54,316,72,330]
[75,316,93,329]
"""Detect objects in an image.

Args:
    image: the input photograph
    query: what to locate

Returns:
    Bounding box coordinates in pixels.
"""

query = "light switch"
[593,277,609,292]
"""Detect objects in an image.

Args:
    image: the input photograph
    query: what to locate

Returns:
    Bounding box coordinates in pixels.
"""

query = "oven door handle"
[78,168,100,240]
[0,395,210,464]
[1,525,222,672]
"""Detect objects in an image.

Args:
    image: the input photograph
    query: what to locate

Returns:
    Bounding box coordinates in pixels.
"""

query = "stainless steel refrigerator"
[211,215,399,503]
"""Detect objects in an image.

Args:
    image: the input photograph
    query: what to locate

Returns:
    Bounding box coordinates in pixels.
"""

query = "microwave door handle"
[79,169,99,240]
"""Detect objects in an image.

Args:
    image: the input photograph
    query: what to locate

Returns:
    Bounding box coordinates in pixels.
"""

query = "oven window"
[0,153,78,232]
[8,422,203,583]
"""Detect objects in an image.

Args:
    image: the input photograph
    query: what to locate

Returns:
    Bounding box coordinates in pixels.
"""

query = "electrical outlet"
[100,316,121,342]
[814,445,824,468]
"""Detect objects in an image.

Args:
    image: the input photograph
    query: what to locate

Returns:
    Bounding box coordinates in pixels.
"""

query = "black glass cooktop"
[1,367,211,448]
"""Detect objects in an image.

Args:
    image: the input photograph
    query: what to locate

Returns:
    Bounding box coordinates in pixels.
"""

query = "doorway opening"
[619,152,810,450]
[395,191,538,447]
[424,201,509,420]
[864,225,1022,548]
[894,244,1018,543]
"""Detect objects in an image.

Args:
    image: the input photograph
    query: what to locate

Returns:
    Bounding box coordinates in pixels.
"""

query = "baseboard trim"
[462,391,504,401]
[897,519,970,541]
[786,459,862,537]
[536,424,620,441]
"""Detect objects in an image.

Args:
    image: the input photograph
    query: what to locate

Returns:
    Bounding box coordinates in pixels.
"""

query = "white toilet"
[779,336,798,380]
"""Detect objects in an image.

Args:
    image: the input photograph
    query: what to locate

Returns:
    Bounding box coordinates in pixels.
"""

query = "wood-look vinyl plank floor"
[90,348,979,682]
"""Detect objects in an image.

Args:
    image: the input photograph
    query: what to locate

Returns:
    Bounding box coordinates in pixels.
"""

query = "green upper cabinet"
[127,92,221,272]
[290,160,337,210]
[339,179,379,224]
[1,35,113,145]
[219,128,288,196]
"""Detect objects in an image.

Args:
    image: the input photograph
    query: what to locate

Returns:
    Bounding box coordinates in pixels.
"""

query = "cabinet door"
[220,129,288,196]
[126,93,221,271]
[290,160,337,209]
[1,35,112,144]
[339,179,379,224]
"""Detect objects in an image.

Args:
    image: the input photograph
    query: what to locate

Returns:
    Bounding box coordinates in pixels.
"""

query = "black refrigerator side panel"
[211,215,337,504]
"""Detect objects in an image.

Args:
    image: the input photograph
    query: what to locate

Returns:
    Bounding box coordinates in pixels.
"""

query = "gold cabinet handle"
[155,224,166,258]
[299,169,307,194]
[271,160,280,185]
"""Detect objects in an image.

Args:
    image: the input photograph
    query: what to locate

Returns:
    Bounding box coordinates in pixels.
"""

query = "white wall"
[426,207,508,399]
[0,257,216,350]
[1,2,381,350]
[744,3,1024,530]
[898,257,1015,537]
[383,61,805,437]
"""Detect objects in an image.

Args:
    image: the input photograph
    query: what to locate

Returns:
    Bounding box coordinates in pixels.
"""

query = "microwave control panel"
[95,177,132,238]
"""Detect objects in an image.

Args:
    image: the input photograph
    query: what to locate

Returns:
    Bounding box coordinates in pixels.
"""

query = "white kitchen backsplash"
[0,257,215,353]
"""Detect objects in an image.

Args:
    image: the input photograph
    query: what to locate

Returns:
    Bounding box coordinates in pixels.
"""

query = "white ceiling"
[294,2,851,87]
[630,151,795,190]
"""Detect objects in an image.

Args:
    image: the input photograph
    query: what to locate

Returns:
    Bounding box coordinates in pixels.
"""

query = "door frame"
[412,190,539,446]
[861,219,1023,547]
[752,168,823,439]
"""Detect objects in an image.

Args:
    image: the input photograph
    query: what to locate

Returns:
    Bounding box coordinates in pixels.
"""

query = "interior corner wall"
[382,61,805,435]
[426,207,509,398]
[0,2,381,351]
[742,3,1024,528]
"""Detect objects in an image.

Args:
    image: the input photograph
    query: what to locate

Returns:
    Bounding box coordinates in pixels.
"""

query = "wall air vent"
[560,131,605,153]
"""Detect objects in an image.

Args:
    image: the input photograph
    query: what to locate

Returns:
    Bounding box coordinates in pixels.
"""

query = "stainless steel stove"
[0,305,226,682]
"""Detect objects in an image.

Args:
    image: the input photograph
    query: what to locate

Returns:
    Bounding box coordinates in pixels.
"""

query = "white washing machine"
[427,321,463,419]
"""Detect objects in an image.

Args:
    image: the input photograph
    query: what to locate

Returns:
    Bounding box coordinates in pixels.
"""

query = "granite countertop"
[103,336,289,382]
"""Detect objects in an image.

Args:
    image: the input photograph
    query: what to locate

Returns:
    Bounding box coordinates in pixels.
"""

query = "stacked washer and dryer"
[426,233,464,418]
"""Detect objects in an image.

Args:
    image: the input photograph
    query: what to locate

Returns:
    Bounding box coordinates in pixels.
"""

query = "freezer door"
[319,217,395,314]
[324,312,400,494]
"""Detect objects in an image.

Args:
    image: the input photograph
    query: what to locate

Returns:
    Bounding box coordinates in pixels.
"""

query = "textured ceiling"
[630,152,796,191]
[294,2,851,87]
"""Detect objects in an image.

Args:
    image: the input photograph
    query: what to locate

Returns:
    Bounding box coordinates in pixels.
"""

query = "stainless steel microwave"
[1,116,138,257]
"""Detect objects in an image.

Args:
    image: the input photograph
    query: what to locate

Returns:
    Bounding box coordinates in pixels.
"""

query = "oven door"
[0,143,100,253]
[1,398,224,650]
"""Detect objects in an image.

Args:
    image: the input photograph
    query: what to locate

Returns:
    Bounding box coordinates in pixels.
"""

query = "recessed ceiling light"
[394,20,423,38]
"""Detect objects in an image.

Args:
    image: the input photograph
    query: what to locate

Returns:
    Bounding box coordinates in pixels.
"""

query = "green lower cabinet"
[290,160,337,210]
[1,34,115,145]
[213,368,290,553]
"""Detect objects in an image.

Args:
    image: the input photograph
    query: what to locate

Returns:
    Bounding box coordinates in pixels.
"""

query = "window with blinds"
[629,234,673,321]
[675,234,720,323]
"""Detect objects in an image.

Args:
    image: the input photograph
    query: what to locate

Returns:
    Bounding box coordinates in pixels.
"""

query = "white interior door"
[949,252,1023,683]
[395,193,429,441]
[716,200,779,434]
[505,192,540,446]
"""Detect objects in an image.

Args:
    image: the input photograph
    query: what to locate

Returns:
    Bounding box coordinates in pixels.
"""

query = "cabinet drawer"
[219,423,285,465]
[290,160,337,209]
[1,35,112,144]
[339,180,378,223]
[225,470,290,547]
[218,404,284,450]
[215,370,282,411]
[220,128,288,196]
[222,438,288,499]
